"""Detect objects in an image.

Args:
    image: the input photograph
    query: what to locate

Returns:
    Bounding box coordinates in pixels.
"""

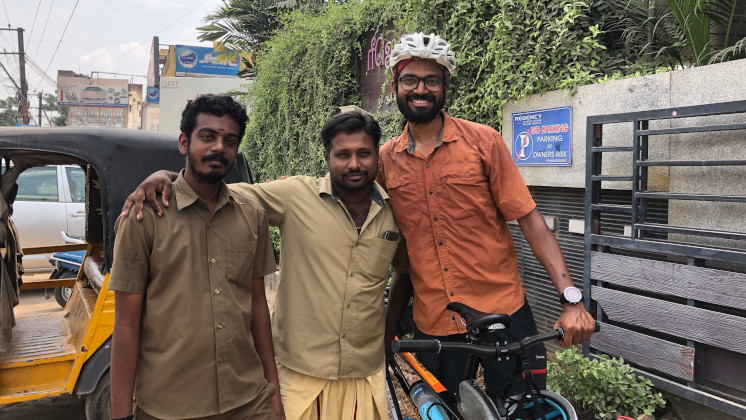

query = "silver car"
[11,165,86,272]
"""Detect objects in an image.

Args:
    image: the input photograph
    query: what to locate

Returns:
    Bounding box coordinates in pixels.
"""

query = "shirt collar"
[173,169,239,211]
[319,173,388,207]
[396,111,457,154]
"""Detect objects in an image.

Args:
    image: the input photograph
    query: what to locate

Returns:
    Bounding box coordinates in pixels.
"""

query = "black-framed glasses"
[397,76,444,92]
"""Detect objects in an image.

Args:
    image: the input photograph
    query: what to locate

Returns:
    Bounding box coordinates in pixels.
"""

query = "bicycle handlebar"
[393,322,600,357]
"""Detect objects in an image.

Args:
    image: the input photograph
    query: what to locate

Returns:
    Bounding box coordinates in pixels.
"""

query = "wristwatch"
[559,286,583,305]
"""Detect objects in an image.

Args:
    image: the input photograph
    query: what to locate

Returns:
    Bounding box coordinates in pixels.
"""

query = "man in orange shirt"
[381,33,596,400]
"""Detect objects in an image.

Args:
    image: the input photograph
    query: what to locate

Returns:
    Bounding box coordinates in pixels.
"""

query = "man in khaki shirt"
[123,112,407,420]
[110,95,284,420]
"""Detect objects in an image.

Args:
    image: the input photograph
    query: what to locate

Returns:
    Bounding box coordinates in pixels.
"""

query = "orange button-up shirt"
[378,113,536,335]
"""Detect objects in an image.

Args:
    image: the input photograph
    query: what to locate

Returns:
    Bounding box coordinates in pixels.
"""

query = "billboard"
[146,87,160,103]
[158,77,251,134]
[511,106,572,166]
[68,106,126,127]
[174,45,240,77]
[57,76,129,107]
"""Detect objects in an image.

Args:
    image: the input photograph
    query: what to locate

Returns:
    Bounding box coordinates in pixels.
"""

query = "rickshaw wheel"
[85,370,111,420]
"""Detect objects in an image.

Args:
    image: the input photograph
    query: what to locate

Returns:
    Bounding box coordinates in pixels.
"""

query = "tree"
[42,93,68,126]
[196,0,327,76]
[603,0,746,67]
[0,96,22,127]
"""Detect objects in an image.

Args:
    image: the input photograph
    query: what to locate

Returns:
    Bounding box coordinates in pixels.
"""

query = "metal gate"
[585,100,746,418]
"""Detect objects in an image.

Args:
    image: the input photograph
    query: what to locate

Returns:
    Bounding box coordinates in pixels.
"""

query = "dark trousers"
[414,301,547,401]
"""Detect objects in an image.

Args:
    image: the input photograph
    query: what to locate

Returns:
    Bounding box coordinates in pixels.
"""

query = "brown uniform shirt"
[109,173,277,419]
[230,175,408,380]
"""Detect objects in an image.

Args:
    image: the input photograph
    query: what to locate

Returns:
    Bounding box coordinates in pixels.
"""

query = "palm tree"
[196,0,328,76]
[197,0,282,53]
[603,0,746,67]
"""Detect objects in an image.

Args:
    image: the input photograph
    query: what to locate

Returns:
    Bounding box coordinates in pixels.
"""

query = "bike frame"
[388,325,590,420]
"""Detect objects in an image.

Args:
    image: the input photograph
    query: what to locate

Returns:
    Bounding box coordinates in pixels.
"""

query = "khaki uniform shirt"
[230,175,408,380]
[109,173,277,419]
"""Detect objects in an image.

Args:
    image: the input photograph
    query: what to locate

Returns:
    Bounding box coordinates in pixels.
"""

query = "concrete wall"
[502,59,746,246]
[502,58,746,191]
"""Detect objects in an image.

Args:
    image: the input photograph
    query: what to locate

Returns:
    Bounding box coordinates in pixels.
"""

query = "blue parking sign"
[512,106,572,166]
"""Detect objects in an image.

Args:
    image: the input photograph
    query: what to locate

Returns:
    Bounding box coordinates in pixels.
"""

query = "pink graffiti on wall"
[366,34,400,71]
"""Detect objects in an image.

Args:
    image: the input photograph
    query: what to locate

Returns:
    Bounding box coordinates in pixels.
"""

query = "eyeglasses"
[397,76,444,92]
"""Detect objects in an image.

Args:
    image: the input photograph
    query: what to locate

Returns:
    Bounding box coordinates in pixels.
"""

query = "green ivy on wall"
[243,0,401,180]
[243,0,646,179]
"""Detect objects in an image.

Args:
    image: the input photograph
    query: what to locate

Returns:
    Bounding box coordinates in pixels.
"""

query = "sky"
[0,0,224,114]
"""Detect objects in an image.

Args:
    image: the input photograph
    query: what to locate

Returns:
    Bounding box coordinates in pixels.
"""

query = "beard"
[330,168,377,194]
[187,145,233,184]
[397,90,446,124]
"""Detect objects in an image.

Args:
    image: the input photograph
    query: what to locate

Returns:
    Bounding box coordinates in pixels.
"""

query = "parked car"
[10,165,86,272]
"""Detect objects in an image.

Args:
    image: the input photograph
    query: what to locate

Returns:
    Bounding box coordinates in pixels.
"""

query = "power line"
[2,0,9,27]
[25,55,55,88]
[37,0,77,91]
[26,0,43,50]
[33,0,54,59]
[99,0,212,72]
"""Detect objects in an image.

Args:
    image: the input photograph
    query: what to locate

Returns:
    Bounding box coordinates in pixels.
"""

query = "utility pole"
[38,92,43,127]
[18,28,29,125]
[0,27,30,124]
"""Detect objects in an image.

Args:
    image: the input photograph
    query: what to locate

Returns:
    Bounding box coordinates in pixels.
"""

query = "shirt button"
[425,164,430,168]
[450,292,454,296]
[346,304,351,309]
[433,217,438,221]
[218,357,224,362]
[342,333,346,339]
[217,323,223,329]
[438,241,443,246]
[444,267,449,272]
[429,190,433,194]
[350,272,355,277]
[211,258,217,264]
[214,289,221,295]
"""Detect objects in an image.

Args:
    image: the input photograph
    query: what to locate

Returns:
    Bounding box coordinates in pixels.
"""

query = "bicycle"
[386,301,599,420]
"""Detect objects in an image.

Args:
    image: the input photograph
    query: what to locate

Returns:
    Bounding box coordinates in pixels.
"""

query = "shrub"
[547,347,665,420]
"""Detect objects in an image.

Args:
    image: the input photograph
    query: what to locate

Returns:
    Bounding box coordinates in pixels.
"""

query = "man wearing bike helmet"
[381,32,596,400]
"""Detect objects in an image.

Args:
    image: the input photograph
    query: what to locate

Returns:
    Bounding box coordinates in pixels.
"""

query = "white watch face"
[564,287,582,303]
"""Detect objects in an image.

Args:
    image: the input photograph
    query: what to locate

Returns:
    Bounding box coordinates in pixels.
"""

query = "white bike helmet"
[388,32,457,75]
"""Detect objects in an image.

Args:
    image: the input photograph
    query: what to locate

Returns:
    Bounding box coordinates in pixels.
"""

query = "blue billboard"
[146,87,160,103]
[511,106,572,166]
[175,45,240,77]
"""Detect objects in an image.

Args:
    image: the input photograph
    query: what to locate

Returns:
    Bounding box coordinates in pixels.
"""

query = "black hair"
[180,94,249,141]
[320,111,381,152]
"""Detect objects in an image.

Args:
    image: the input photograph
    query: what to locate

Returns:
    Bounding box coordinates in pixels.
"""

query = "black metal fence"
[584,100,746,418]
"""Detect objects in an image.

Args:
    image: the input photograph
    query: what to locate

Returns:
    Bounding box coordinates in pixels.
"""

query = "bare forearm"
[250,278,279,385]
[111,324,140,417]
[386,271,413,334]
[518,209,573,293]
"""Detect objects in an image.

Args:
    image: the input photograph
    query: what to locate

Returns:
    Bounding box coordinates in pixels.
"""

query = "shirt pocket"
[225,240,257,283]
[386,178,425,224]
[439,172,493,220]
[362,236,401,283]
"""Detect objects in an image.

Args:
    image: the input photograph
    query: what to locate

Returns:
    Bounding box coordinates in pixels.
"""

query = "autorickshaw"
[0,127,252,419]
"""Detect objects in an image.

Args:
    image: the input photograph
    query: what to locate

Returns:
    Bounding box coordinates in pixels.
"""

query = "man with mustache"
[380,33,596,401]
[109,95,284,420]
[121,111,407,420]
